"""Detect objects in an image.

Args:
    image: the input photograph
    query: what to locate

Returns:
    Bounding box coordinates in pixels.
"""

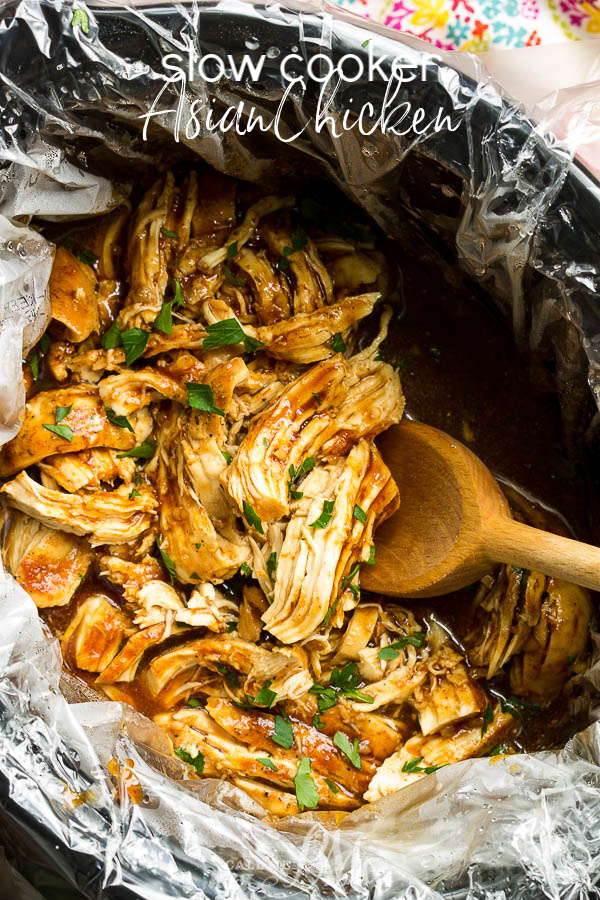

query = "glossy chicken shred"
[0,168,593,817]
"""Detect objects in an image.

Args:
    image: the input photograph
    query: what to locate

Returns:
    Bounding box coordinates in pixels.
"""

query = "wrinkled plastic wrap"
[1,1,600,897]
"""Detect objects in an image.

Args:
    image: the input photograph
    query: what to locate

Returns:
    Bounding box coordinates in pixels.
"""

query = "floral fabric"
[340,0,600,50]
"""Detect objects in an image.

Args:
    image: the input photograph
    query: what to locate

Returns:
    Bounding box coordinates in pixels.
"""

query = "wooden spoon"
[361,419,600,598]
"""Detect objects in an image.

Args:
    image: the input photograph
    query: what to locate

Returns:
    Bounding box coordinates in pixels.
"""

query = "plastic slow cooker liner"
[1,1,600,897]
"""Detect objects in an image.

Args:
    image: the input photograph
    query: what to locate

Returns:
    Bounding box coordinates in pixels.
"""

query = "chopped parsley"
[310,662,372,712]
[294,757,319,811]
[377,631,426,661]
[361,38,370,48]
[331,333,346,354]
[161,228,179,239]
[186,383,225,417]
[221,450,233,464]
[134,473,142,487]
[105,407,134,432]
[117,438,157,459]
[129,487,140,499]
[366,544,376,565]
[246,681,277,709]
[309,499,334,529]
[154,300,174,335]
[174,747,204,774]
[223,265,244,287]
[325,778,339,794]
[121,328,149,366]
[226,621,238,633]
[353,504,367,525]
[312,712,324,729]
[188,698,202,708]
[267,551,277,580]
[101,320,122,350]
[202,317,264,354]
[288,457,315,500]
[43,404,74,442]
[341,563,360,594]
[333,731,361,769]
[157,535,176,585]
[75,250,98,266]
[272,714,294,749]
[489,743,508,757]
[172,278,185,307]
[566,653,577,665]
[401,756,445,775]
[481,703,494,737]
[242,500,264,535]
[240,562,253,577]
[257,757,277,771]
[276,226,308,271]
[312,393,322,405]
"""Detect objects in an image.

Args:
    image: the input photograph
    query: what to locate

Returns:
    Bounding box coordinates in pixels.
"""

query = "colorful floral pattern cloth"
[341,0,600,50]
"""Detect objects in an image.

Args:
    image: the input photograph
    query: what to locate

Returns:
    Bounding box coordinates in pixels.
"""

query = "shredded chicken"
[2,167,591,820]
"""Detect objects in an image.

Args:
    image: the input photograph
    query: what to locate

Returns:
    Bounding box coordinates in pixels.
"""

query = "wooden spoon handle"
[485,518,600,591]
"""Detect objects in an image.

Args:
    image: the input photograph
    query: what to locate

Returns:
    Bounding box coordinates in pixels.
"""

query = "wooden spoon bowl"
[361,419,600,598]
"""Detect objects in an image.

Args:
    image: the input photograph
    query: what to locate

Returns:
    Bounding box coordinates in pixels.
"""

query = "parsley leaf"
[333,731,361,769]
[331,333,346,354]
[226,621,238,633]
[325,778,339,793]
[243,500,264,535]
[105,407,134,432]
[55,404,72,423]
[154,300,173,335]
[312,393,322,405]
[117,438,157,459]
[129,487,140,499]
[221,450,233,464]
[309,684,338,714]
[566,652,577,665]
[500,695,541,716]
[240,562,253,577]
[366,544,376,565]
[341,563,360,594]
[330,662,372,702]
[309,499,335,529]
[71,8,89,33]
[481,702,493,737]
[101,320,122,350]
[157,535,176,585]
[202,317,264,354]
[312,712,324,729]
[294,757,319,811]
[378,632,426,661]
[401,756,445,775]
[29,351,40,380]
[43,423,74,441]
[161,228,178,239]
[257,757,277,771]
[172,278,185,307]
[287,457,315,499]
[267,552,277,580]
[43,404,74,441]
[227,241,238,259]
[121,328,149,366]
[489,743,508,757]
[174,747,204,774]
[187,383,225,416]
[188,698,202,708]
[76,250,98,266]
[249,680,277,707]
[362,38,371,48]
[353,504,367,525]
[272,714,294,749]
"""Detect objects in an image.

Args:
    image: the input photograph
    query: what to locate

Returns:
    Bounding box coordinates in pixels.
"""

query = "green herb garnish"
[154,300,173,335]
[377,631,426,661]
[161,228,179,239]
[71,8,89,33]
[76,250,98,266]
[481,703,493,737]
[117,438,157,459]
[333,731,361,769]
[267,552,277,580]
[105,407,134,432]
[174,747,204,774]
[401,756,445,775]
[101,320,122,350]
[353,505,367,525]
[272,714,294,749]
[257,757,277,771]
[331,333,346,354]
[242,500,264,535]
[121,328,149,366]
[43,404,74,442]
[157,535,176,585]
[202,317,264,354]
[294,757,319,811]
[186,383,225,416]
[309,499,334,529]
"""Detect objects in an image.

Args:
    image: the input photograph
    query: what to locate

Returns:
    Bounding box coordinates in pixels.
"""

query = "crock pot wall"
[1,2,600,899]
